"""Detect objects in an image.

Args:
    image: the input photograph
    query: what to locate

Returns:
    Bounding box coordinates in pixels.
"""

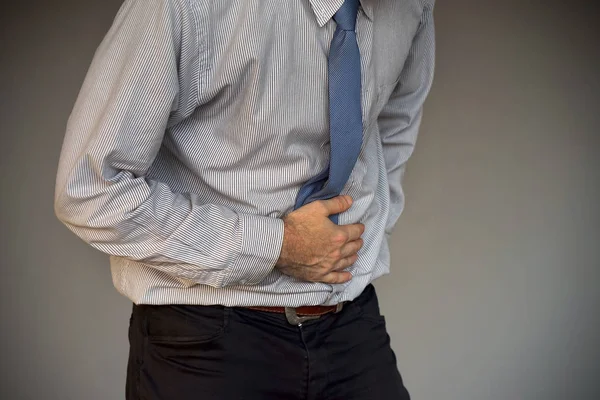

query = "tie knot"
[333,0,360,31]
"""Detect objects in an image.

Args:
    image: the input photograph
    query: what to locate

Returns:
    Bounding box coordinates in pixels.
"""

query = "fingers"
[318,239,361,283]
[339,238,363,259]
[280,194,364,286]
[332,254,359,271]
[317,195,353,216]
[320,271,353,284]
[339,223,365,242]
[315,243,360,284]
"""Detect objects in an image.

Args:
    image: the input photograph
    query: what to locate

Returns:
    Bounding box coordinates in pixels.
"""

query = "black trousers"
[126,284,410,400]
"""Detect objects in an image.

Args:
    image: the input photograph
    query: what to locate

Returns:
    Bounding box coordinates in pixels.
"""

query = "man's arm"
[378,4,436,238]
[54,0,283,288]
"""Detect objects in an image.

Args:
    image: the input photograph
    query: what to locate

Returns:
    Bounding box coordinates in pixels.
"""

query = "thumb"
[319,195,353,216]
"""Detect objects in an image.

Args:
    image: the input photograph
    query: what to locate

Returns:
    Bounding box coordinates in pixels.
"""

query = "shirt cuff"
[223,213,285,286]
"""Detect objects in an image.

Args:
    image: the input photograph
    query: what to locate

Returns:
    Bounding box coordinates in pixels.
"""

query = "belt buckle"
[284,302,345,326]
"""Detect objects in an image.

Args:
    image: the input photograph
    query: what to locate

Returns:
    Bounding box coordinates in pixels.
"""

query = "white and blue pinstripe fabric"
[55,0,436,307]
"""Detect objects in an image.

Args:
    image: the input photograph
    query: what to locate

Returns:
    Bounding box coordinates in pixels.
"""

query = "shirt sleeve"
[54,0,284,288]
[377,4,436,238]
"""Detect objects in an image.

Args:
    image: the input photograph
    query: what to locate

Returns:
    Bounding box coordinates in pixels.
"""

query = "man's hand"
[275,195,365,284]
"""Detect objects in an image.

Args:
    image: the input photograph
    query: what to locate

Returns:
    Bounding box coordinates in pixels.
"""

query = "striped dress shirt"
[54,0,435,307]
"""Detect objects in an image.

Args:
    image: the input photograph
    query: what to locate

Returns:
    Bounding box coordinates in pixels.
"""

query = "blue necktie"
[294,0,363,224]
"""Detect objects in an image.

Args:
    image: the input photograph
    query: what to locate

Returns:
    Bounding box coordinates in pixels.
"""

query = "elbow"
[53,166,94,229]
[53,183,110,246]
[54,177,67,223]
[54,196,64,224]
[54,185,77,228]
[53,155,118,229]
[54,155,85,227]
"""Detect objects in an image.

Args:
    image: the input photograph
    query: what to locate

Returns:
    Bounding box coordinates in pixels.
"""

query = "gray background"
[1,1,599,399]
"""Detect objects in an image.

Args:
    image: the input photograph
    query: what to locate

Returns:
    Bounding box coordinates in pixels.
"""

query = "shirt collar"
[308,0,373,27]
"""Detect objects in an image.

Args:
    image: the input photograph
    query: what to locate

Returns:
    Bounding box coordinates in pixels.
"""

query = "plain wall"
[1,1,599,399]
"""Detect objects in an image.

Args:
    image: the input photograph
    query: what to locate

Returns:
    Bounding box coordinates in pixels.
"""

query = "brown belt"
[246,303,346,325]
[246,304,341,316]
[246,303,344,326]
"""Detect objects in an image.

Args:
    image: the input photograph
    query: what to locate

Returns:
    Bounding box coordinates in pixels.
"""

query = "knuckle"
[330,249,342,260]
[314,200,326,212]
[335,259,349,271]
[309,257,324,268]
[326,260,337,271]
[317,259,331,271]
[338,257,354,270]
[332,231,349,244]
[333,261,345,271]
[355,226,364,237]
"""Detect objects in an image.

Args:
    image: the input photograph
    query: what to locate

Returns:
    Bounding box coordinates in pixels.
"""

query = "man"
[55,0,435,398]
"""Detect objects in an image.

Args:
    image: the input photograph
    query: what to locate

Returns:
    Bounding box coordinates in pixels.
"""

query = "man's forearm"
[54,0,284,288]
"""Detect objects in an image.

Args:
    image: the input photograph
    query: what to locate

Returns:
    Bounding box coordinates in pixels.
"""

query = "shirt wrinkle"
[54,0,436,306]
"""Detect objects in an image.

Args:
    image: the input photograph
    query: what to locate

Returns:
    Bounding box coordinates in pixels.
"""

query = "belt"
[246,303,346,325]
